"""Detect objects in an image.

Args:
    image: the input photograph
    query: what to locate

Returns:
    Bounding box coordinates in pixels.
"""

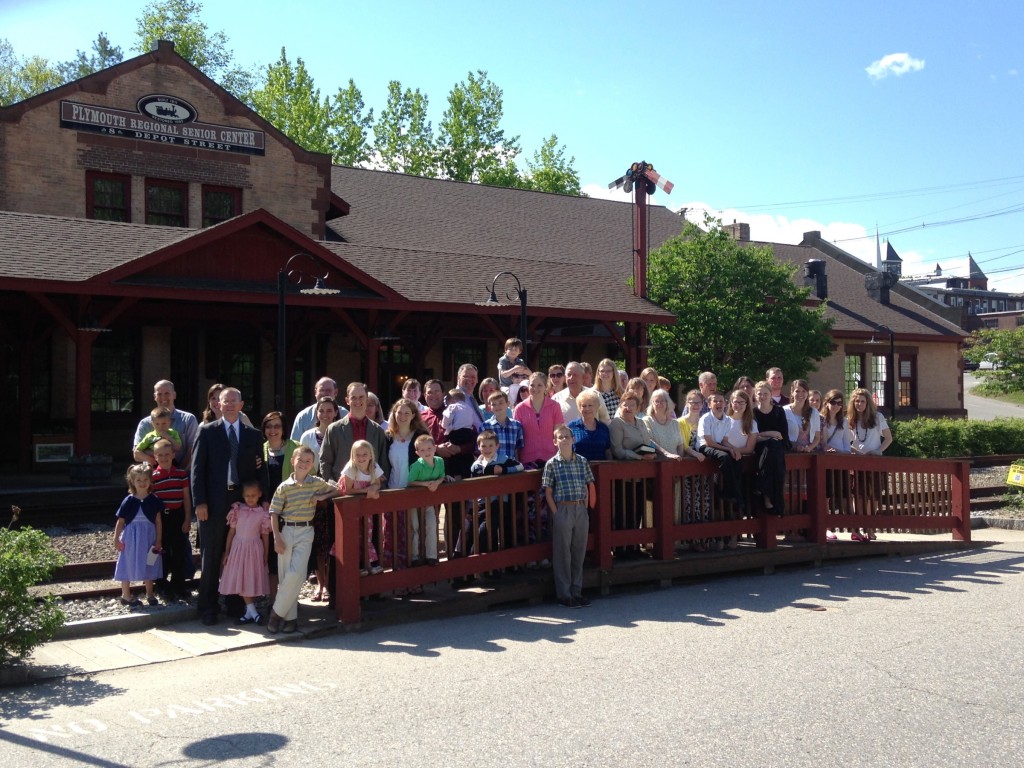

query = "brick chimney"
[724,220,750,241]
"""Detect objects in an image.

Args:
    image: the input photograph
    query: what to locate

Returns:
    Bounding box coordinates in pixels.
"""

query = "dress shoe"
[266,610,283,634]
[282,619,298,633]
[200,613,218,626]
[573,595,592,608]
[558,598,574,608]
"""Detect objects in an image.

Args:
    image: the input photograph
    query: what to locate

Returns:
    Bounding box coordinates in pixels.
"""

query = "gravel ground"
[37,465,1020,624]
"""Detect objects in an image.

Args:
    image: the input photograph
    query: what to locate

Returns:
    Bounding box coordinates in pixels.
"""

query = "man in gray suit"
[319,382,391,483]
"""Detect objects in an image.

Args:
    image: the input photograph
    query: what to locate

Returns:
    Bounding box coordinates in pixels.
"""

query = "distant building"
[899,250,1024,331]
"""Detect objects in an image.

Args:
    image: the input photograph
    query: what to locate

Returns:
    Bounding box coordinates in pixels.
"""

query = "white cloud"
[865,52,925,80]
[671,199,942,276]
[1009,69,1019,77]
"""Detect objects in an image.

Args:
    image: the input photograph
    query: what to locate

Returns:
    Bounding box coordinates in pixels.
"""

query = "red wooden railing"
[333,454,971,623]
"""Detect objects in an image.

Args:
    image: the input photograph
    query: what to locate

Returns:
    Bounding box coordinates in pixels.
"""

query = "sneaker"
[826,531,837,542]
[573,595,592,608]
[147,596,159,606]
[851,532,867,542]
[369,564,384,575]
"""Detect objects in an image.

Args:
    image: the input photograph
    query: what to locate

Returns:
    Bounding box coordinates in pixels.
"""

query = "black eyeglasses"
[550,372,565,378]
[829,397,843,405]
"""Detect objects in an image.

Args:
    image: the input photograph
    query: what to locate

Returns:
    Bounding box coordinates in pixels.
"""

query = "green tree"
[647,215,834,388]
[520,134,582,195]
[57,32,123,81]
[246,48,334,156]
[373,80,436,177]
[0,39,63,106]
[331,79,374,166]
[134,0,253,96]
[437,70,520,183]
[964,327,1024,394]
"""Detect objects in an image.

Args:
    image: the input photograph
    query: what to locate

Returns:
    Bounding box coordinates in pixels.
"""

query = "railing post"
[593,464,614,571]
[951,460,972,542]
[807,453,827,544]
[334,497,363,624]
[654,461,675,560]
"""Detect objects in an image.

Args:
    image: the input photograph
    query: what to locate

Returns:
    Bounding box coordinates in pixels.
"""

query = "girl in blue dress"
[113,463,164,607]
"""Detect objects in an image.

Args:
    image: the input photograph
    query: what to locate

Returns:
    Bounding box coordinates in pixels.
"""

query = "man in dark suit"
[191,387,266,625]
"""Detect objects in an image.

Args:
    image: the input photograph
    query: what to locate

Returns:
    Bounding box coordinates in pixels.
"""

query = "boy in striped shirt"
[267,445,341,634]
[151,439,193,599]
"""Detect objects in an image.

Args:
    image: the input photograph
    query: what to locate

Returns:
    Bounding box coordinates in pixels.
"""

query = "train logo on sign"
[137,95,197,124]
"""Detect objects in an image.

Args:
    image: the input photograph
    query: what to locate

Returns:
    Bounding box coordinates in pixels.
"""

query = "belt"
[227,484,237,491]
[557,499,587,505]
[282,520,313,527]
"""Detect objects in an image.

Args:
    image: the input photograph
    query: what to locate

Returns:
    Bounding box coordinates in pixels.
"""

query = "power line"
[834,202,1024,243]
[722,174,1024,211]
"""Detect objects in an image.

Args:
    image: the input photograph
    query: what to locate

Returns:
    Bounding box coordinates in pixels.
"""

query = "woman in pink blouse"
[513,371,565,469]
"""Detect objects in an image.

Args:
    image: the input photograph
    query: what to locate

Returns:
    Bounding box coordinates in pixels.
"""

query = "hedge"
[889,417,1024,458]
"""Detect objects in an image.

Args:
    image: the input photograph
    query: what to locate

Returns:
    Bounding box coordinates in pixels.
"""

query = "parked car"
[963,358,980,372]
[979,352,1002,370]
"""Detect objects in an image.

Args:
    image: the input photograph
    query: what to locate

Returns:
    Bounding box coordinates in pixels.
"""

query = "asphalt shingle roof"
[0,211,194,282]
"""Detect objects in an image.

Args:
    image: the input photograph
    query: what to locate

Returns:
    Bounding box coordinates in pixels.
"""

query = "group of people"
[112,345,894,626]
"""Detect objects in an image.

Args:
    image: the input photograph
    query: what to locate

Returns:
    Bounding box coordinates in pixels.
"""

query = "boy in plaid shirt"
[482,390,523,461]
[542,424,596,608]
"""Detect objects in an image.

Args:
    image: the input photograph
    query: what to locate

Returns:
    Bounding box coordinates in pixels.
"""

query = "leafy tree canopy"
[373,81,436,177]
[648,215,834,390]
[134,0,253,95]
[964,327,1024,393]
[245,48,334,157]
[0,39,64,106]
[58,32,123,82]
[520,134,582,196]
[437,70,520,183]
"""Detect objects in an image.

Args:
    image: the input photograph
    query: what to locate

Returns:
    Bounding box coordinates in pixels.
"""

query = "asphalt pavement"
[2,527,1023,767]
[964,373,1024,420]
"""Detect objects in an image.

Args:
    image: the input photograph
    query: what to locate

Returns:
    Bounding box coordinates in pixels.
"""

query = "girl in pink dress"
[219,481,271,624]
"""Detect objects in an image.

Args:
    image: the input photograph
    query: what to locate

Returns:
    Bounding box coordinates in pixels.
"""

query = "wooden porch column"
[74,331,99,455]
[366,338,381,393]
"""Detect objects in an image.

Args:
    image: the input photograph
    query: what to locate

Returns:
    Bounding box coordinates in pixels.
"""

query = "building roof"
[325,166,681,319]
[776,235,965,339]
[0,210,195,282]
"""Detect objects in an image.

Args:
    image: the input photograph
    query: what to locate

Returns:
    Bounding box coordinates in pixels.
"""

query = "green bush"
[890,417,1024,458]
[0,520,65,666]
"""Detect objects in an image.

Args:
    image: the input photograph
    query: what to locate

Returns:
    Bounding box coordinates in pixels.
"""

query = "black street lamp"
[276,253,339,412]
[485,271,528,348]
[867,324,897,420]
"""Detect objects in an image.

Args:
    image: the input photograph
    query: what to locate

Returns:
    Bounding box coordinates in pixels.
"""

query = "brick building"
[0,42,682,469]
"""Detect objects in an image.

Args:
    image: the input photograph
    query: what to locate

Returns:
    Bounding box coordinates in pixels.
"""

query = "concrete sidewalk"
[4,525,1022,687]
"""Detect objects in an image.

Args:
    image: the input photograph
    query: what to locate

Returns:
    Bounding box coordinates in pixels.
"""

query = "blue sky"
[5,0,1023,292]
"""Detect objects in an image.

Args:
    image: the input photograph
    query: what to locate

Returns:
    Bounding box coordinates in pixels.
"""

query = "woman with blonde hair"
[594,358,625,417]
[847,387,893,542]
